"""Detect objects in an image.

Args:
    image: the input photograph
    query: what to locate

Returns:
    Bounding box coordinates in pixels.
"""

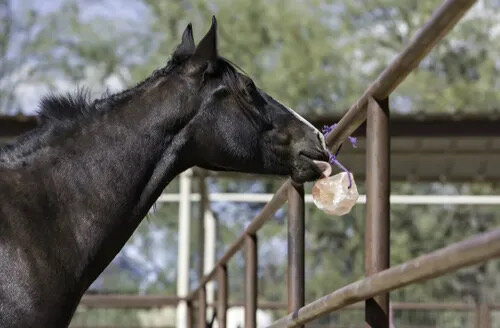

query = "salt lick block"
[312,172,359,216]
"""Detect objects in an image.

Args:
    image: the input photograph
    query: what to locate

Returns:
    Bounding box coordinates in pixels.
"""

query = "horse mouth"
[312,160,332,177]
[298,150,331,179]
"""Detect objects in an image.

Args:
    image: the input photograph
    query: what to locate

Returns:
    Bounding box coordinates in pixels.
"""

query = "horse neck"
[33,87,196,291]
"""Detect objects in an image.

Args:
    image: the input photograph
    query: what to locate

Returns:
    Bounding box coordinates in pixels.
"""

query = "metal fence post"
[186,301,193,328]
[287,183,305,325]
[476,303,491,328]
[198,175,206,281]
[197,286,207,328]
[197,175,207,327]
[245,233,258,328]
[177,170,192,328]
[217,265,228,328]
[365,97,390,328]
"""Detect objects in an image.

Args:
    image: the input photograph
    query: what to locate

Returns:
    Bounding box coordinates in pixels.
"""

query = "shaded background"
[1,0,500,327]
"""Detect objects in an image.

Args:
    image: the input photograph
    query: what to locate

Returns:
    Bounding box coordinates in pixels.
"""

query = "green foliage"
[141,0,351,115]
[141,0,500,116]
[0,0,152,114]
[2,0,498,115]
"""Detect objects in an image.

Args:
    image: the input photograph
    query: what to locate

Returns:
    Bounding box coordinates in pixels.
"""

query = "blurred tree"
[3,0,498,116]
[336,0,500,115]
[140,0,352,116]
[0,0,152,114]
[140,0,500,117]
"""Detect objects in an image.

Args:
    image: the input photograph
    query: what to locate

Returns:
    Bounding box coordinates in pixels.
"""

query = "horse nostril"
[317,133,323,145]
[315,131,327,151]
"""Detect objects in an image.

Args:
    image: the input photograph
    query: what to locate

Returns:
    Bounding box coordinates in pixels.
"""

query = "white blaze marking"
[285,106,327,150]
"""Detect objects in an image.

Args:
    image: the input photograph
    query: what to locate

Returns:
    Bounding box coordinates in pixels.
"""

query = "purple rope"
[323,123,357,148]
[322,123,337,136]
[329,153,352,188]
[322,123,356,188]
[348,136,358,148]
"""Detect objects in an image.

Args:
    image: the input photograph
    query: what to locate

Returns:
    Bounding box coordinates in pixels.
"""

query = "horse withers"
[0,17,329,327]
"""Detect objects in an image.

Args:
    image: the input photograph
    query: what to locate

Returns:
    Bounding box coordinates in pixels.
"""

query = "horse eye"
[213,86,230,98]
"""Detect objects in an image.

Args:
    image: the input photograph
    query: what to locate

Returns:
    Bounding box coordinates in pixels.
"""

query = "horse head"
[166,17,330,183]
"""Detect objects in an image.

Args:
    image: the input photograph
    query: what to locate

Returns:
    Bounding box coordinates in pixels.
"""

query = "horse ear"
[192,16,217,67]
[174,23,195,57]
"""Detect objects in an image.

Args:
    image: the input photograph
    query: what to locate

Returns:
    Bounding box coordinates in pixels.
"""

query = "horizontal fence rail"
[78,296,494,312]
[269,228,500,327]
[74,296,499,328]
[73,296,499,328]
[158,193,500,205]
[180,0,500,328]
[79,295,182,308]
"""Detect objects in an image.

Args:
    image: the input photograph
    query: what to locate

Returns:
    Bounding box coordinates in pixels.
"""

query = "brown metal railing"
[78,295,492,312]
[184,0,500,327]
[75,296,498,328]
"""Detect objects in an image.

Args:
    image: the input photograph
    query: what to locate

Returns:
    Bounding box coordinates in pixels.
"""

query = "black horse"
[0,17,329,327]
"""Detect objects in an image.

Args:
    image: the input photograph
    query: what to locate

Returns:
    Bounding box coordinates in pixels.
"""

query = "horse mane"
[0,54,252,165]
[38,89,94,124]
[0,60,175,164]
[37,55,251,127]
[37,64,175,126]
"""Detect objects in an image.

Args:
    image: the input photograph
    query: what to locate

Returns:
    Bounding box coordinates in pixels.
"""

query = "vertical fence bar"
[245,233,258,328]
[177,170,192,328]
[198,175,206,280]
[365,97,390,328]
[287,183,305,324]
[186,301,193,328]
[197,175,206,327]
[217,265,228,328]
[202,186,217,319]
[197,286,207,328]
[476,303,491,328]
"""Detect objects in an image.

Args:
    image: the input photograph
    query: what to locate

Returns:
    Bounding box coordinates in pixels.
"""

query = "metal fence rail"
[184,0,500,327]
[74,296,499,328]
[269,228,500,327]
[78,295,496,312]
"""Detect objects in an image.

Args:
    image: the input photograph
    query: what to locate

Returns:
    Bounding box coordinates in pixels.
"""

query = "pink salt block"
[312,172,359,216]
